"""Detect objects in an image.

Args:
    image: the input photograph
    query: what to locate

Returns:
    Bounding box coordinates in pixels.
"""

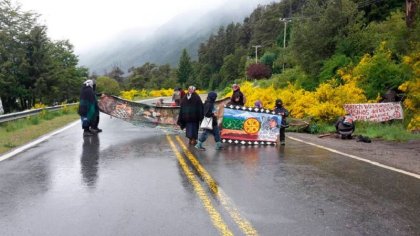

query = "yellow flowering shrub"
[236,79,367,122]
[120,89,139,100]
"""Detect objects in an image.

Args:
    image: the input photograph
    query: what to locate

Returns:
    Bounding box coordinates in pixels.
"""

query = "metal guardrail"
[0,103,78,124]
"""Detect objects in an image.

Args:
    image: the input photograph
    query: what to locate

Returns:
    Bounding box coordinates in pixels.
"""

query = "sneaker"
[194,144,206,151]
[280,141,285,145]
[83,130,94,136]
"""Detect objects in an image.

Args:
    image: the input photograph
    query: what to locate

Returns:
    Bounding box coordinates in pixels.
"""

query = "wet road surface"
[0,115,419,235]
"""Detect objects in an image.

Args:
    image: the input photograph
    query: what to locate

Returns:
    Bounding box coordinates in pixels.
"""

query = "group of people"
[78,79,354,144]
[176,84,290,149]
[78,79,102,137]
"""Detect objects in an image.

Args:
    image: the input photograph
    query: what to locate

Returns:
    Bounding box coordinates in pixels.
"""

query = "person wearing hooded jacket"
[78,79,97,136]
[274,99,289,145]
[195,92,223,150]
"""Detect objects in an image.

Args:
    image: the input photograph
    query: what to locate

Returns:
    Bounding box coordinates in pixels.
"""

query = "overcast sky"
[17,0,229,53]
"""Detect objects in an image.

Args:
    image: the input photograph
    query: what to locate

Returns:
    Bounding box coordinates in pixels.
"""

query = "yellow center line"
[166,135,233,236]
[175,136,259,236]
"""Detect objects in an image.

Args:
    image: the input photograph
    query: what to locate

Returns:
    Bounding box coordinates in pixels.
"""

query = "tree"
[177,49,193,87]
[246,63,272,80]
[96,76,120,95]
[290,0,361,76]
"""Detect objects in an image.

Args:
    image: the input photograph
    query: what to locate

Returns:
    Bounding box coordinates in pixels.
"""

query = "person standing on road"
[195,92,223,150]
[177,86,203,145]
[90,81,102,133]
[274,99,289,145]
[78,79,97,136]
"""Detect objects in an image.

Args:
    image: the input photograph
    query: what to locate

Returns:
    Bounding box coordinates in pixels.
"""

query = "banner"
[98,95,230,128]
[221,106,282,145]
[343,102,403,122]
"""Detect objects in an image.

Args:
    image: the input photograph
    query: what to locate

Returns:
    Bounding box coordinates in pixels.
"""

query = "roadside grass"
[303,120,420,141]
[0,108,79,155]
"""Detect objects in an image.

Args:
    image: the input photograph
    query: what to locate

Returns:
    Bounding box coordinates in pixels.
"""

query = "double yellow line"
[166,135,259,236]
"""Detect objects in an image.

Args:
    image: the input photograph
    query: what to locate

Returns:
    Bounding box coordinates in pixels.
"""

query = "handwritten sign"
[343,102,403,122]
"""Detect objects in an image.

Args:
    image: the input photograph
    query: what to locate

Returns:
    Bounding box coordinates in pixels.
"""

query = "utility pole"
[252,45,262,63]
[279,18,291,72]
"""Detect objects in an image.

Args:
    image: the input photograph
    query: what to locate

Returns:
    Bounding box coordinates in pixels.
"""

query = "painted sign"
[221,106,282,145]
[343,102,403,122]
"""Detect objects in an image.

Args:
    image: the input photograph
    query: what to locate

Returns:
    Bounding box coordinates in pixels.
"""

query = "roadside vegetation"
[0,105,79,155]
[1,0,419,146]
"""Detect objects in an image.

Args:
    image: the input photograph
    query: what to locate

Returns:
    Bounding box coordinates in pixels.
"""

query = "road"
[0,114,419,235]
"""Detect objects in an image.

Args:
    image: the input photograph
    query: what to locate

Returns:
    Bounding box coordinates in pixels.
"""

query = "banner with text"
[343,102,403,122]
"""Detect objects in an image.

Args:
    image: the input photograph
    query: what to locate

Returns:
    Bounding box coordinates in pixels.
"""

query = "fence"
[0,103,78,124]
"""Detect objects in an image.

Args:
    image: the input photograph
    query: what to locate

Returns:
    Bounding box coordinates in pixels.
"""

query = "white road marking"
[288,136,420,180]
[0,120,80,162]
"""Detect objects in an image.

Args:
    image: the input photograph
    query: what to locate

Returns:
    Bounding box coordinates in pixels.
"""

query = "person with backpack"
[195,91,223,150]
[335,114,355,139]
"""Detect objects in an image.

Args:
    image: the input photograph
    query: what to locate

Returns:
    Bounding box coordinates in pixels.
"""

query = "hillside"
[78,0,275,74]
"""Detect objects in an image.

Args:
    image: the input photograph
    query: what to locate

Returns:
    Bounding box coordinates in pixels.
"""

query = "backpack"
[342,115,353,126]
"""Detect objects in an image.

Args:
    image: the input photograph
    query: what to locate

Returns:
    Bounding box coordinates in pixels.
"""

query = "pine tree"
[177,49,193,87]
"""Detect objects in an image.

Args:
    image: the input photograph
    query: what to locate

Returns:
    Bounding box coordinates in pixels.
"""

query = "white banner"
[343,102,403,122]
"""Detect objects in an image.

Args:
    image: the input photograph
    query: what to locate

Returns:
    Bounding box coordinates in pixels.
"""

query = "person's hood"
[207,91,217,102]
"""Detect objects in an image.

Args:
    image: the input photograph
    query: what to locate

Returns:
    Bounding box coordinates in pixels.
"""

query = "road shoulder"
[287,132,420,175]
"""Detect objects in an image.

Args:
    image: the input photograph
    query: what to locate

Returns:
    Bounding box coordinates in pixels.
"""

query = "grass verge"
[0,109,79,155]
[302,120,420,141]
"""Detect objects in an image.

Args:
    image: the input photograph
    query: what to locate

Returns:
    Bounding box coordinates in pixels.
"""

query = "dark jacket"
[203,92,218,126]
[335,116,355,133]
[274,106,289,126]
[78,85,97,122]
[177,92,203,128]
[229,89,245,106]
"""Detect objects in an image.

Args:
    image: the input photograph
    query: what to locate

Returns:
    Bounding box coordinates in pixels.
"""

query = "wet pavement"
[0,115,419,235]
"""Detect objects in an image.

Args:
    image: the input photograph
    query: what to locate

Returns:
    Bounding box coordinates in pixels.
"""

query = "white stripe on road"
[288,136,420,180]
[0,120,80,162]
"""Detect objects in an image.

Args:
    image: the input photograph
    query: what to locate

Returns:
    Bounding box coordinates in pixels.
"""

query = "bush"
[246,63,272,80]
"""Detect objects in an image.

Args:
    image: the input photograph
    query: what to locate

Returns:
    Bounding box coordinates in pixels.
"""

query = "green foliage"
[177,49,193,87]
[318,54,352,84]
[355,43,410,99]
[0,0,86,112]
[355,121,420,141]
[96,76,120,95]
[290,0,361,76]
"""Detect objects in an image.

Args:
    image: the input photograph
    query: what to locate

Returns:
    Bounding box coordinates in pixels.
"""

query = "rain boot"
[215,142,223,150]
[195,141,205,150]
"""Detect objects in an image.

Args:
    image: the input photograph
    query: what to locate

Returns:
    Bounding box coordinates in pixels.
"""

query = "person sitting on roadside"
[335,114,355,139]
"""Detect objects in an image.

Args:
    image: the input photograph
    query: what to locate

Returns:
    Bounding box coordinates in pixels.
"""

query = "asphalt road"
[0,114,419,235]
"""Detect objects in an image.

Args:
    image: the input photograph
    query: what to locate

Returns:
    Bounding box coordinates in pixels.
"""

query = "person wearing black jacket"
[177,86,203,145]
[274,99,289,145]
[229,84,246,106]
[78,80,97,136]
[335,114,355,139]
[195,92,223,150]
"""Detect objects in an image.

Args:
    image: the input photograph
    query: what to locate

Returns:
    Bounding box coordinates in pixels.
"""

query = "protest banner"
[221,106,282,145]
[343,102,403,122]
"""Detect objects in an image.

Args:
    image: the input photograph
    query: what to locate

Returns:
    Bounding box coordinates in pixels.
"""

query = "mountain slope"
[78,0,275,74]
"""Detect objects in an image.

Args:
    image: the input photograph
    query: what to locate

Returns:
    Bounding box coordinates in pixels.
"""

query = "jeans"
[198,125,221,143]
